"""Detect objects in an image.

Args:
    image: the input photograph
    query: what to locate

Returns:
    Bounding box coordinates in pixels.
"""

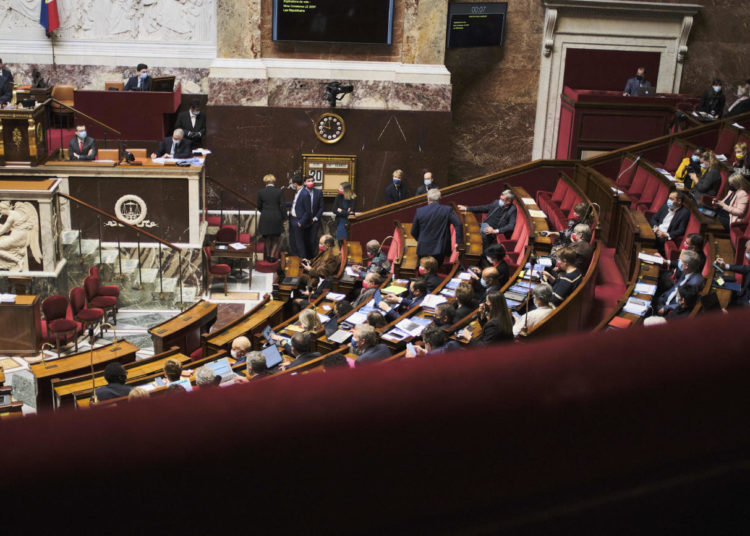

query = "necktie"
[79,140,83,152]
[171,140,176,155]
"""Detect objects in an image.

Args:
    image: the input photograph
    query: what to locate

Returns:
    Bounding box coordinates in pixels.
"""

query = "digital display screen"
[447,3,507,48]
[273,0,394,45]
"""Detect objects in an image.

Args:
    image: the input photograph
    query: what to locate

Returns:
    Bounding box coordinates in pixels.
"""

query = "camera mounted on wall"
[324,81,353,107]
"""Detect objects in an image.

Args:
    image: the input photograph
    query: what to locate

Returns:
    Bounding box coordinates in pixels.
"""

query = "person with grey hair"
[248,351,273,378]
[716,239,750,307]
[352,324,391,365]
[655,249,705,315]
[196,366,221,388]
[457,189,517,250]
[512,283,556,336]
[151,128,192,159]
[362,239,390,276]
[411,187,464,266]
[570,222,594,272]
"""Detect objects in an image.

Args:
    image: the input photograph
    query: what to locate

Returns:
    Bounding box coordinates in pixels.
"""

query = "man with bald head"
[477,266,502,301]
[151,128,192,159]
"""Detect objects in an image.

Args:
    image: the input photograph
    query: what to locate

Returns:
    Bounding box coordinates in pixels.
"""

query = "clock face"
[315,112,345,144]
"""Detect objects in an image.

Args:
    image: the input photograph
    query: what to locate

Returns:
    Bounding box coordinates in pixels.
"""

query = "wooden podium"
[0,102,49,166]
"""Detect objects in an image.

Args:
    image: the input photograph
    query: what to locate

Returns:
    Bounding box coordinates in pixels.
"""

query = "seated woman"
[675,147,704,184]
[454,282,477,320]
[541,246,582,306]
[459,291,514,346]
[714,173,749,231]
[731,142,749,177]
[512,283,556,337]
[418,256,442,293]
[689,150,721,199]
[270,308,323,354]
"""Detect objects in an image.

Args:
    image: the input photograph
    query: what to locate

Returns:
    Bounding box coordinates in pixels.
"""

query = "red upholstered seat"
[70,286,104,337]
[665,212,700,260]
[211,264,231,275]
[48,318,77,332]
[216,226,237,243]
[616,157,638,189]
[84,276,118,325]
[204,246,231,295]
[88,266,120,297]
[190,347,204,361]
[664,143,688,173]
[255,260,280,273]
[626,167,650,202]
[700,168,728,206]
[42,295,81,356]
[714,127,737,157]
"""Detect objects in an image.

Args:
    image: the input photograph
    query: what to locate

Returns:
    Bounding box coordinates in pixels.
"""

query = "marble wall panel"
[208,78,269,106]
[5,63,210,94]
[217,0,262,59]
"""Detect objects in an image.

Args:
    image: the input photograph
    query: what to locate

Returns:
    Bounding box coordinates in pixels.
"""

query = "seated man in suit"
[151,129,192,159]
[281,332,322,370]
[405,324,461,357]
[124,63,151,91]
[411,188,463,267]
[352,324,391,365]
[302,234,340,279]
[570,223,594,272]
[476,266,504,302]
[716,239,750,308]
[457,189,516,250]
[68,124,98,161]
[650,191,690,255]
[622,66,651,96]
[0,58,12,105]
[174,99,206,148]
[352,272,383,308]
[94,362,132,401]
[382,279,428,319]
[433,302,457,335]
[415,170,439,196]
[655,249,705,315]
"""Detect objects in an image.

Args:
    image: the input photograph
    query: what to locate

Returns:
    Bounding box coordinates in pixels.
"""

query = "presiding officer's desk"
[73,86,181,140]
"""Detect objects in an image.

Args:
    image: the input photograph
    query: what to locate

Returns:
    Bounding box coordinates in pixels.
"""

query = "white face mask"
[746,252,750,262]
[231,349,241,359]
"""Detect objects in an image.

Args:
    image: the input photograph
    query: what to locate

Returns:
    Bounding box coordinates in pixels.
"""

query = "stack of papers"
[345,266,362,277]
[638,252,664,265]
[458,272,474,281]
[346,311,368,325]
[396,317,431,337]
[529,209,547,219]
[521,198,535,205]
[316,312,330,323]
[381,285,407,295]
[623,297,650,316]
[0,293,16,303]
[229,242,246,250]
[326,292,347,301]
[445,278,461,290]
[328,330,352,344]
[421,294,448,309]
[634,282,657,296]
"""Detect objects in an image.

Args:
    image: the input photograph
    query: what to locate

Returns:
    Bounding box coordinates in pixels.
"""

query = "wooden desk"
[203,297,285,354]
[0,295,41,357]
[74,87,181,140]
[457,209,483,267]
[31,339,138,410]
[211,242,254,289]
[51,347,189,408]
[0,102,49,165]
[277,254,302,302]
[148,300,218,355]
[512,186,552,252]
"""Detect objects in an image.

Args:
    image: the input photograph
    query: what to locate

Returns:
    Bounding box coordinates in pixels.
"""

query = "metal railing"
[206,175,260,263]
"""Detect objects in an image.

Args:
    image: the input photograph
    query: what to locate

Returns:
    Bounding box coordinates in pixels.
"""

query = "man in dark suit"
[415,170,439,196]
[124,63,152,91]
[294,174,324,259]
[95,362,132,401]
[458,189,516,250]
[68,124,98,161]
[622,67,651,97]
[151,129,192,159]
[655,249,705,314]
[352,324,392,365]
[0,58,12,105]
[717,239,750,307]
[650,191,690,255]
[411,188,463,267]
[174,100,206,147]
[385,169,409,204]
[476,267,503,302]
[282,333,322,370]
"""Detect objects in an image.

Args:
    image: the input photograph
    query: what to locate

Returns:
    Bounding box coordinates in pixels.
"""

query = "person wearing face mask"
[124,63,152,91]
[151,128,192,159]
[280,332,322,371]
[433,302,457,335]
[351,324,391,365]
[697,78,726,119]
[294,173,324,259]
[650,191,690,255]
[689,151,722,200]
[68,123,98,161]
[333,181,356,242]
[469,243,510,286]
[411,188,464,267]
[301,234,340,279]
[230,336,252,364]
[174,99,206,147]
[655,249,704,315]
[731,142,749,177]
[674,147,704,185]
[512,283,555,337]
[714,173,749,231]
[622,66,651,97]
[541,246,583,306]
[415,170,439,196]
[383,279,427,315]
[288,174,307,258]
[726,83,750,118]
[384,169,409,204]
[457,190,516,250]
[361,239,390,276]
[570,223,594,272]
[665,284,700,320]
[417,256,442,293]
[352,272,383,308]
[655,233,705,296]
[476,266,502,302]
[459,291,514,346]
[716,239,750,308]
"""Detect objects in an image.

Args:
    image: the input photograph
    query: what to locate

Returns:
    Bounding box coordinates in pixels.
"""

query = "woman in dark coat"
[257,173,285,261]
[333,181,356,242]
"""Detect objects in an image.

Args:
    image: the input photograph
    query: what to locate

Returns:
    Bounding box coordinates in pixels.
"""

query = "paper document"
[716,154,727,162]
[328,330,352,344]
[732,122,745,130]
[623,297,650,316]
[638,252,664,265]
[396,317,431,337]
[229,242,246,250]
[382,328,411,342]
[538,257,553,267]
[656,168,677,182]
[421,294,447,309]
[634,282,657,296]
[381,285,407,295]
[346,312,368,325]
[528,209,547,219]
[345,266,361,277]
[0,293,17,303]
[458,272,474,280]
[440,288,456,298]
[316,312,330,323]
[326,292,347,301]
[522,198,535,205]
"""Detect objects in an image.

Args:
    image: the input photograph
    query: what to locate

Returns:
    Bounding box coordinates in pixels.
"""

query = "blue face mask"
[350,339,359,354]
[140,72,148,79]
[498,199,505,208]
[666,199,674,208]
[424,180,432,186]
[691,155,700,163]
[700,163,707,169]
[678,259,685,271]
[393,178,401,185]
[713,86,721,93]
[77,131,87,139]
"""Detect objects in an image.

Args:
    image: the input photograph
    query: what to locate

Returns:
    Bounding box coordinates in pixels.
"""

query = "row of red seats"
[535,179,581,231]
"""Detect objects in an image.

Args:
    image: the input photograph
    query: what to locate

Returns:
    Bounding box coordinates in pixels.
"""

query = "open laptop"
[261,344,284,369]
[324,316,339,338]
[206,357,236,383]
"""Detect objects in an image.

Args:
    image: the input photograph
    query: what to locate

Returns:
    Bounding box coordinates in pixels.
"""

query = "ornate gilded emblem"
[12,128,22,149]
[35,122,43,143]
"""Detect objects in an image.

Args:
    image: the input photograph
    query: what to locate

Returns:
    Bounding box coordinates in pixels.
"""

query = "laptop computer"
[324,316,339,338]
[206,357,236,383]
[261,344,284,369]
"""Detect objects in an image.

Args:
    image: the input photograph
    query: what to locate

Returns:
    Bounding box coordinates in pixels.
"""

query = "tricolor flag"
[40,0,60,36]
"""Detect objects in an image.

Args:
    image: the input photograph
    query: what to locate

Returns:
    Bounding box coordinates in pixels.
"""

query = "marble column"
[217,0,262,60]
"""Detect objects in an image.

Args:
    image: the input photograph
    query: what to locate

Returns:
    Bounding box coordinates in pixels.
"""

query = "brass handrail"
[207,175,259,209]
[47,98,122,136]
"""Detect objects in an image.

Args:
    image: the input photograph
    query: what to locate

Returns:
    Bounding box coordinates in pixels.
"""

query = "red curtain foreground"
[4,310,750,534]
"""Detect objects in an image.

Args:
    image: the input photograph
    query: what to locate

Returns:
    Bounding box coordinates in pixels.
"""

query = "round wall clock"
[315,112,345,144]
